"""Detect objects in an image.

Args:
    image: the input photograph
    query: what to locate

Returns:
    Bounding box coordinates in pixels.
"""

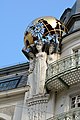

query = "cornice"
[0,62,29,77]
[0,85,30,98]
[62,30,80,44]
[26,94,49,107]
[66,13,80,30]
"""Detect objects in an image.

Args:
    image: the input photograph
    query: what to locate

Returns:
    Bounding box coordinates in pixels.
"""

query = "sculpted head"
[36,40,43,52]
[49,42,55,54]
[28,52,34,59]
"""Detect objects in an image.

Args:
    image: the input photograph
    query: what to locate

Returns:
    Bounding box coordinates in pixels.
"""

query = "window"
[0,76,21,91]
[73,48,80,54]
[73,48,80,66]
[71,95,80,108]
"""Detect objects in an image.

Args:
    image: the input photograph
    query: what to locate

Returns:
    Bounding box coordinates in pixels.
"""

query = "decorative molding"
[26,94,49,106]
[66,13,80,30]
[0,105,15,118]
[62,30,80,44]
[0,86,30,98]
[0,62,29,77]
[0,113,11,120]
[46,53,80,91]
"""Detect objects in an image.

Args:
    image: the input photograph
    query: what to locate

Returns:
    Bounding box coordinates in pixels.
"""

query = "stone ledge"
[0,85,30,98]
[26,94,49,106]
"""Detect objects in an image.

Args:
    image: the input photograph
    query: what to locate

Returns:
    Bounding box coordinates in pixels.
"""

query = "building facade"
[0,0,80,120]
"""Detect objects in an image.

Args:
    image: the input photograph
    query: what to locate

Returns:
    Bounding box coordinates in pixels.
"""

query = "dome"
[22,16,68,60]
[24,16,68,48]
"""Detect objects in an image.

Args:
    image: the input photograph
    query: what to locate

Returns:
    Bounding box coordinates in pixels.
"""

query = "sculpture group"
[22,39,60,97]
[22,16,67,97]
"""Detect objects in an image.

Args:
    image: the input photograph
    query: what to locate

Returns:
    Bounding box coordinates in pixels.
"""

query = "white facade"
[1,0,80,120]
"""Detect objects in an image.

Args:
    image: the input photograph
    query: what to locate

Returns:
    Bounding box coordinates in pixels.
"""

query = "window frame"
[0,76,21,91]
[71,94,80,109]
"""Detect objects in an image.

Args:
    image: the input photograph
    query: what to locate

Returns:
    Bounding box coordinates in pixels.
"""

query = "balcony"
[46,53,80,91]
[47,107,80,120]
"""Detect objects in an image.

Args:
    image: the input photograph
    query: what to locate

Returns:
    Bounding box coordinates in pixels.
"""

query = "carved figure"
[22,47,35,98]
[33,40,47,95]
[47,41,60,64]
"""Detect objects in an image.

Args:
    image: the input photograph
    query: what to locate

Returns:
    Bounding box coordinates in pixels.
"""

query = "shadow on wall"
[0,113,11,120]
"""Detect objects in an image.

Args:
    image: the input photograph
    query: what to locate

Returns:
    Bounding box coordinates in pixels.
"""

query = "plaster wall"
[54,83,80,115]
[73,21,80,30]
[0,93,25,120]
[46,92,55,119]
[61,31,80,58]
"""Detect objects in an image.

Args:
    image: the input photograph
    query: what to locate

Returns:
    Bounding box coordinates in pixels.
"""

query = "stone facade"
[1,0,80,120]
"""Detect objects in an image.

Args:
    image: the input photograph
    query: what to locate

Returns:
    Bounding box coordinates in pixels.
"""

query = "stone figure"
[47,41,60,65]
[22,46,35,73]
[22,47,35,98]
[28,48,36,97]
[33,40,47,95]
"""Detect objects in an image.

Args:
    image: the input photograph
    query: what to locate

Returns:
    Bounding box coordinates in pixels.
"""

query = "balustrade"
[46,54,80,81]
[47,108,80,120]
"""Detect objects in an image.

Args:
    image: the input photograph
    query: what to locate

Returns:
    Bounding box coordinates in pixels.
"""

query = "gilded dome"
[22,16,68,60]
[24,16,68,48]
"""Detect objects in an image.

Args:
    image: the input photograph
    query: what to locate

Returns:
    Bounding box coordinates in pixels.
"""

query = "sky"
[0,0,76,68]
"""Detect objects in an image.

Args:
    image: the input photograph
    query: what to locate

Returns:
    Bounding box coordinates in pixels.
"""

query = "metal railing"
[47,107,80,120]
[46,53,80,81]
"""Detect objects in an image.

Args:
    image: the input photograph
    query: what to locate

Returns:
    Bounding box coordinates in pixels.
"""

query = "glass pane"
[71,97,76,108]
[78,103,80,107]
[0,76,21,91]
[8,80,19,89]
[0,80,19,91]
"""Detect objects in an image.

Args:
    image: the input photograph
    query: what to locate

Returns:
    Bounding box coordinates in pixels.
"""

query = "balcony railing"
[47,107,80,120]
[46,53,80,81]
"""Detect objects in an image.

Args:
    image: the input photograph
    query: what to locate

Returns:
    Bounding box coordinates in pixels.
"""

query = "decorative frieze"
[26,94,49,120]
[26,94,49,107]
